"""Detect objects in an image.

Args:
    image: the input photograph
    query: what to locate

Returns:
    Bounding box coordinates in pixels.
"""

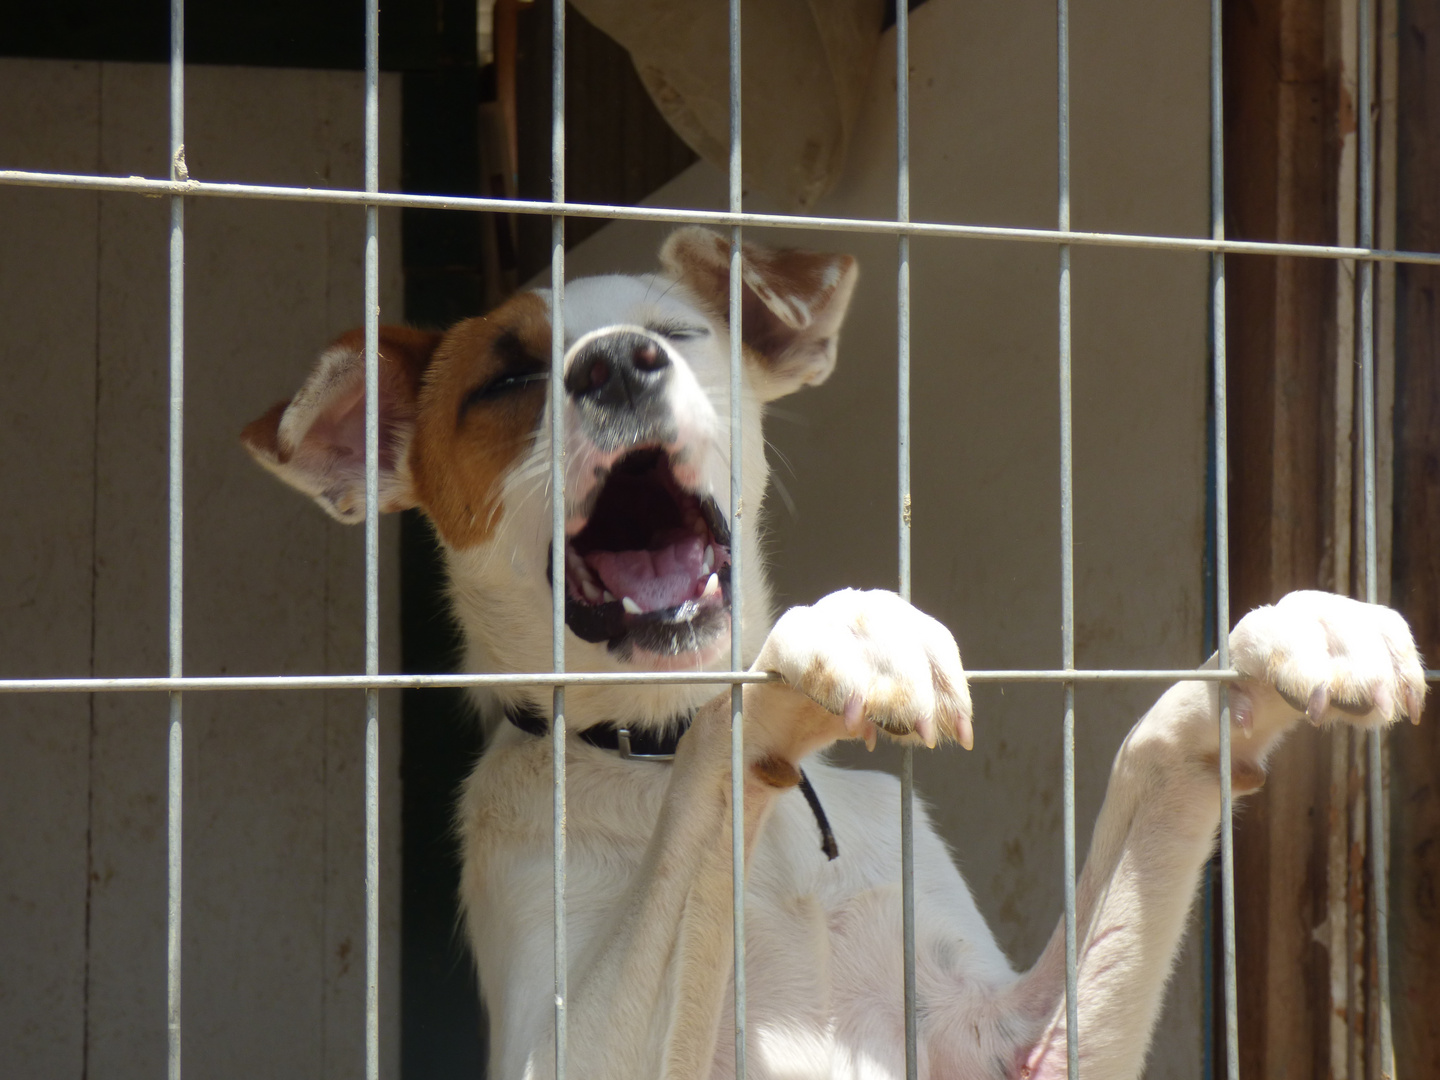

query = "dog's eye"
[651,324,708,343]
[458,371,548,422]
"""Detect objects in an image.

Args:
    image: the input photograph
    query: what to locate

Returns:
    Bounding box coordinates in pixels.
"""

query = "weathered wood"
[1390,0,1440,1073]
[1223,0,1349,1075]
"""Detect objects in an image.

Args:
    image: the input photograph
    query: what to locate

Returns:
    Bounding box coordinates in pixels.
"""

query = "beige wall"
[562,1,1211,1075]
[1,0,1214,1072]
[0,59,403,1079]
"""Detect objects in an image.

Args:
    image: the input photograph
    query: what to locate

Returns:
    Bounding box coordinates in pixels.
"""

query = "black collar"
[504,704,838,860]
[506,702,688,760]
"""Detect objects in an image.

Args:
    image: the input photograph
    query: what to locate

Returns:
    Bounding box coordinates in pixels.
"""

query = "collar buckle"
[615,726,676,762]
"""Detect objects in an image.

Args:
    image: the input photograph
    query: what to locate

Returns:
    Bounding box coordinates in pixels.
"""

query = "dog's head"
[243,228,857,710]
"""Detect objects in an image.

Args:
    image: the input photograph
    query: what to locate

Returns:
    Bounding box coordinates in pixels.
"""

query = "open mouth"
[553,448,732,659]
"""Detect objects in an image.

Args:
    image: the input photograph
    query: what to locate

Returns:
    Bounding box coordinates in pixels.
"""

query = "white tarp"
[571,0,886,210]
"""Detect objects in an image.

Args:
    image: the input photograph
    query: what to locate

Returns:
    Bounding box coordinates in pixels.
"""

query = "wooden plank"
[1389,0,1440,1071]
[1223,0,1345,1075]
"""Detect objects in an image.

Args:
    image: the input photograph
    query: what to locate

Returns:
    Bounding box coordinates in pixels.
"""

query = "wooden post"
[1390,0,1440,1073]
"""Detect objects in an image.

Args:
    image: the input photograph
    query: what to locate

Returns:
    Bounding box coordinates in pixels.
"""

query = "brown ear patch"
[659,226,858,401]
[409,292,552,550]
[240,400,288,462]
[659,226,856,331]
[241,325,444,522]
[659,227,733,319]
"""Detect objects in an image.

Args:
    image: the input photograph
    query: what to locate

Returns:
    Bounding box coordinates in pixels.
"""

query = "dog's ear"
[660,227,858,402]
[242,326,443,523]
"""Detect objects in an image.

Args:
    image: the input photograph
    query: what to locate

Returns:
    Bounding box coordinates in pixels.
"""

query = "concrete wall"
[561,1,1211,1075]
[0,59,403,1078]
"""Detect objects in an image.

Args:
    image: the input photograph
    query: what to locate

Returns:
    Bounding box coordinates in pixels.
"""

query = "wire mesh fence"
[1,0,1438,1078]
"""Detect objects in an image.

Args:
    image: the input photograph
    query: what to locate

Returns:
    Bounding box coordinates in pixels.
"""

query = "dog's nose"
[565,332,670,406]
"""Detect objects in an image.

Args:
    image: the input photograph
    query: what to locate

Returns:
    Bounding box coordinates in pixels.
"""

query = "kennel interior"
[2,0,1438,1078]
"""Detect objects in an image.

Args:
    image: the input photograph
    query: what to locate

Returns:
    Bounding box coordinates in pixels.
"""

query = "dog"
[243,226,1427,1079]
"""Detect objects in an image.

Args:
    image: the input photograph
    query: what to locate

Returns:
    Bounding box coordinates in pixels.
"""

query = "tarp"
[571,0,886,210]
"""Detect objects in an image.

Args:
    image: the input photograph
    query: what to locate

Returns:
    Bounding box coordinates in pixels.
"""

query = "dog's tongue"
[587,534,707,613]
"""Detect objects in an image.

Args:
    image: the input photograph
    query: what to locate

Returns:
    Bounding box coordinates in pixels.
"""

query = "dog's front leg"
[550,688,788,1080]
[1003,592,1426,1080]
[550,589,973,1080]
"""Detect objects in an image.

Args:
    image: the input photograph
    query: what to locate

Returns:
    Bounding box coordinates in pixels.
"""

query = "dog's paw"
[1230,591,1426,743]
[753,589,973,751]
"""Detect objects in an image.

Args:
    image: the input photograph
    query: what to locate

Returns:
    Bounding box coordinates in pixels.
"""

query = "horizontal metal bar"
[3,169,1439,267]
[0,672,777,693]
[2,669,1432,694]
[13,667,1427,695]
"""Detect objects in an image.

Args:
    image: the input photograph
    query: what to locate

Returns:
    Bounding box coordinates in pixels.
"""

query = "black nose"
[565,331,670,406]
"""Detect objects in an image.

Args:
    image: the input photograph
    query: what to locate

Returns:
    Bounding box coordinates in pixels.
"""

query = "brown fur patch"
[240,400,287,460]
[241,325,442,475]
[659,226,855,371]
[410,292,551,548]
[752,754,802,789]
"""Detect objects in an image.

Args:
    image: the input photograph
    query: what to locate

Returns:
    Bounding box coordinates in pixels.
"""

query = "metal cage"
[2,0,1439,1077]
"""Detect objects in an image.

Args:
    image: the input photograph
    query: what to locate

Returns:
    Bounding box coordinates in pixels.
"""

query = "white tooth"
[621,596,643,615]
[702,573,720,598]
[582,580,602,604]
[603,590,616,603]
[703,545,714,574]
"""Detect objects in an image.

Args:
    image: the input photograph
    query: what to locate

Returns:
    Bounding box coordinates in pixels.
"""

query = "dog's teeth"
[566,548,601,594]
[701,573,720,599]
[603,590,616,603]
[621,596,643,615]
[702,545,714,574]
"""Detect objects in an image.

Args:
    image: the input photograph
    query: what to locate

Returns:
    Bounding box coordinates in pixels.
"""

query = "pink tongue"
[588,535,707,613]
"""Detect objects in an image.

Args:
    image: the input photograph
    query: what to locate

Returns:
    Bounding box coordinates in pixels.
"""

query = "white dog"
[244,227,1427,1080]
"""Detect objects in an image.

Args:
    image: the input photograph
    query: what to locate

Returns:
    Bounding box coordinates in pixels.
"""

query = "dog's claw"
[957,713,974,752]
[916,714,937,749]
[843,691,865,733]
[1305,686,1329,727]
[1373,682,1395,723]
[863,721,877,752]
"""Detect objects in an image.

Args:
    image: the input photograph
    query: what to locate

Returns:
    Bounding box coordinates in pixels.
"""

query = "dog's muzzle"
[566,330,678,452]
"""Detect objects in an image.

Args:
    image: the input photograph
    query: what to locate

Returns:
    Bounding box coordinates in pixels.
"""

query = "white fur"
[249,240,1427,1080]
[457,579,1425,1080]
[450,276,1427,1080]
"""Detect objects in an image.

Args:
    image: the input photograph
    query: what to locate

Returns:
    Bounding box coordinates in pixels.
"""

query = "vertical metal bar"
[894,3,918,1079]
[549,0,569,1076]
[1209,0,1240,1074]
[1356,1,1394,1075]
[728,0,747,1075]
[166,0,185,1075]
[361,0,381,1077]
[1056,0,1079,1075]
